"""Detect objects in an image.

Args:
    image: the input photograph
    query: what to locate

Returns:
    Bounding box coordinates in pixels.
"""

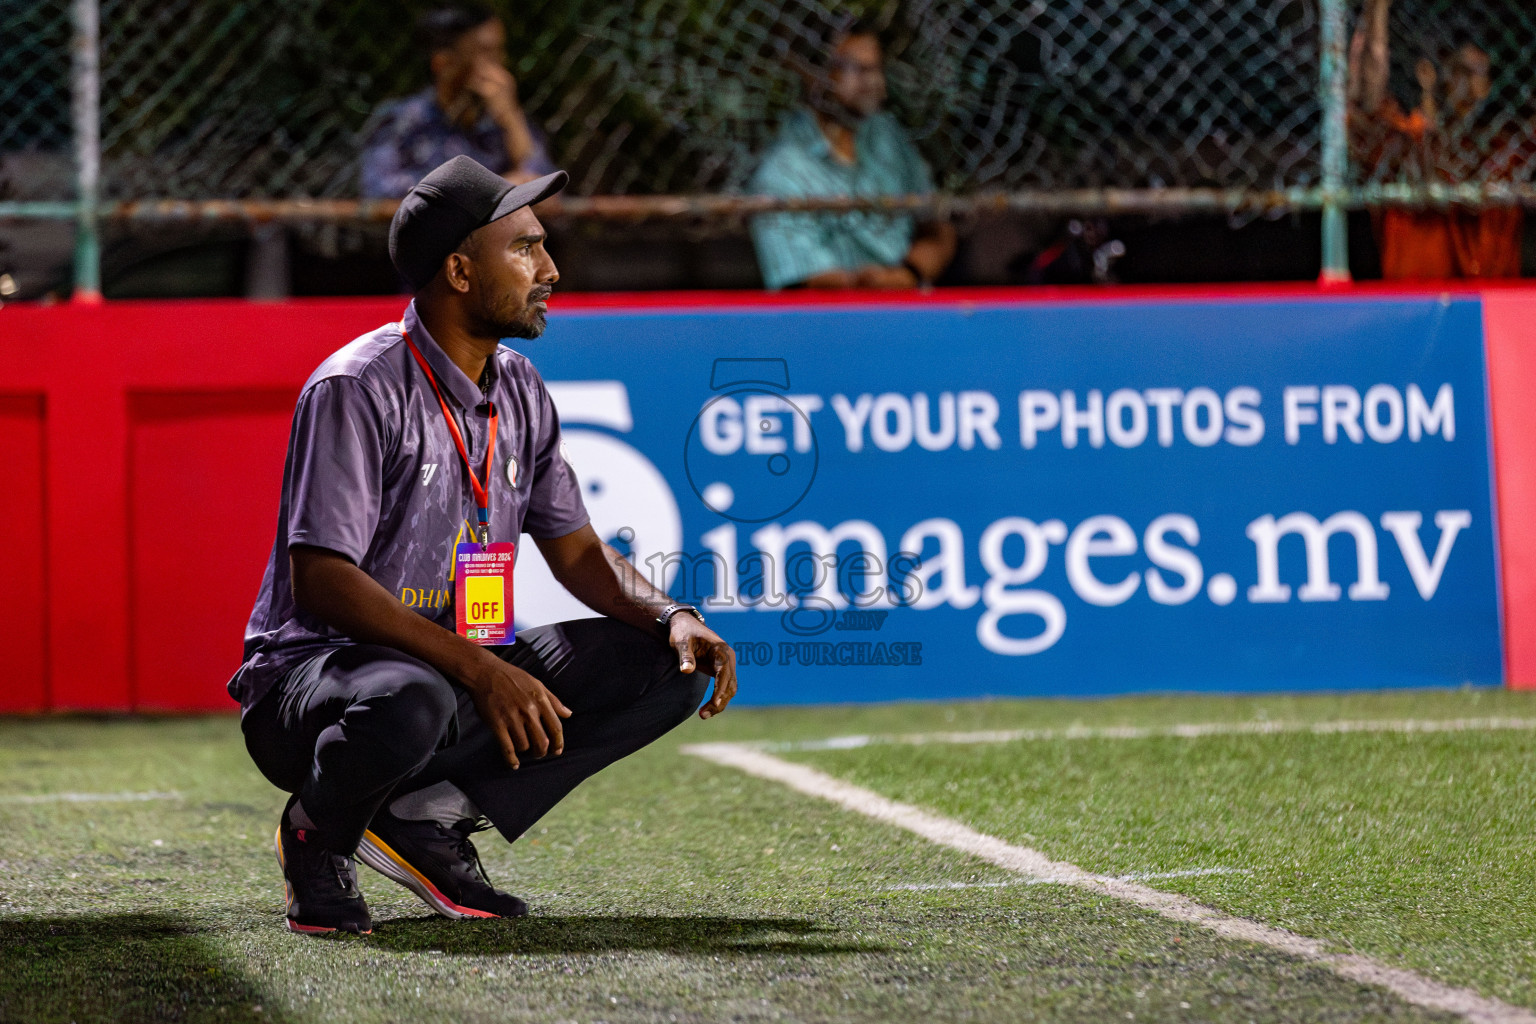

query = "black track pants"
[241,618,709,852]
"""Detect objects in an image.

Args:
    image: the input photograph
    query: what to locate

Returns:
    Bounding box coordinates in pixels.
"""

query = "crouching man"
[229,156,737,934]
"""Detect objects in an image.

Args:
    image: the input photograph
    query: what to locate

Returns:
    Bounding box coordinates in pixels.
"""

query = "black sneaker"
[273,796,372,935]
[357,809,527,920]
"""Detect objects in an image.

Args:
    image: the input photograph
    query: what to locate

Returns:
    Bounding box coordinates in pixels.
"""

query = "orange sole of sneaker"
[284,918,371,936]
[356,830,498,921]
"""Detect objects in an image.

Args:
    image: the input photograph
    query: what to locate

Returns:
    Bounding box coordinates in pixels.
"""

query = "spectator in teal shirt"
[749,24,956,290]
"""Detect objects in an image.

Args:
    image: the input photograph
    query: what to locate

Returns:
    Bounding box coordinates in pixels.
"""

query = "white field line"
[683,741,1536,1024]
[764,716,1536,752]
[0,790,182,804]
[887,867,1250,891]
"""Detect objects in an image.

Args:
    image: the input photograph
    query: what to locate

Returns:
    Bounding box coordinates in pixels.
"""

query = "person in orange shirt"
[1348,0,1523,279]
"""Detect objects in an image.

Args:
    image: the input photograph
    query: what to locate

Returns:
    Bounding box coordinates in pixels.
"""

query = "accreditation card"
[454,541,516,645]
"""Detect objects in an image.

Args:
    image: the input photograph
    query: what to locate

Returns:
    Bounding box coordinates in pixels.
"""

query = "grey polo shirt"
[229,300,590,712]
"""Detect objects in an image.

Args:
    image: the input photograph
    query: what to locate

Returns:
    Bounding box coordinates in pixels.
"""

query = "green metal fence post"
[71,0,102,302]
[1319,0,1352,284]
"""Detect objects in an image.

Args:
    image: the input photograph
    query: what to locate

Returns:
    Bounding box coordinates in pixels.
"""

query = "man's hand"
[468,57,522,128]
[856,264,919,289]
[803,267,860,288]
[668,614,738,719]
[463,656,572,768]
[468,56,538,173]
[289,545,571,769]
[532,527,741,719]
[1415,57,1438,96]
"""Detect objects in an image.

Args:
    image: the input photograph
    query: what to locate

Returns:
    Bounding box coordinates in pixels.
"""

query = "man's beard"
[810,88,869,129]
[482,286,552,340]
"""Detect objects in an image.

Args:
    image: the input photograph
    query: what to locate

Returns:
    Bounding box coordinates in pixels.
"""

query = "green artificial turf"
[779,686,1536,1012]
[0,688,1530,1022]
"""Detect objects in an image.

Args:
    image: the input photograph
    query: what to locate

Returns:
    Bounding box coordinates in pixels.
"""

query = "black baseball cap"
[388,156,567,292]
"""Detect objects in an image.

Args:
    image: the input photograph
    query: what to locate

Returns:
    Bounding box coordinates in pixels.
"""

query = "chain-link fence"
[3,0,1536,291]
[1351,0,1536,196]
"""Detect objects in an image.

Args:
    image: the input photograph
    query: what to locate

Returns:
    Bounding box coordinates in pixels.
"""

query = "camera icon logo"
[684,358,820,523]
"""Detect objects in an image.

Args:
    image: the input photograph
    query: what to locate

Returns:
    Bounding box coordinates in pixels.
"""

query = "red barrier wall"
[2,284,1533,711]
[1482,291,1536,688]
[1,298,401,710]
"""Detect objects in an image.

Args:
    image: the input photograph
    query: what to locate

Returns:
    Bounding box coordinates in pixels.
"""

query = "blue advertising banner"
[511,297,1501,702]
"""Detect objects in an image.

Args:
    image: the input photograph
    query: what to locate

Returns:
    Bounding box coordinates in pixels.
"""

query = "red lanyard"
[403,330,498,542]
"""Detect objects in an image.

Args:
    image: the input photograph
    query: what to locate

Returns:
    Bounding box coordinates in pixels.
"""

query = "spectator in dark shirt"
[361,3,556,199]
